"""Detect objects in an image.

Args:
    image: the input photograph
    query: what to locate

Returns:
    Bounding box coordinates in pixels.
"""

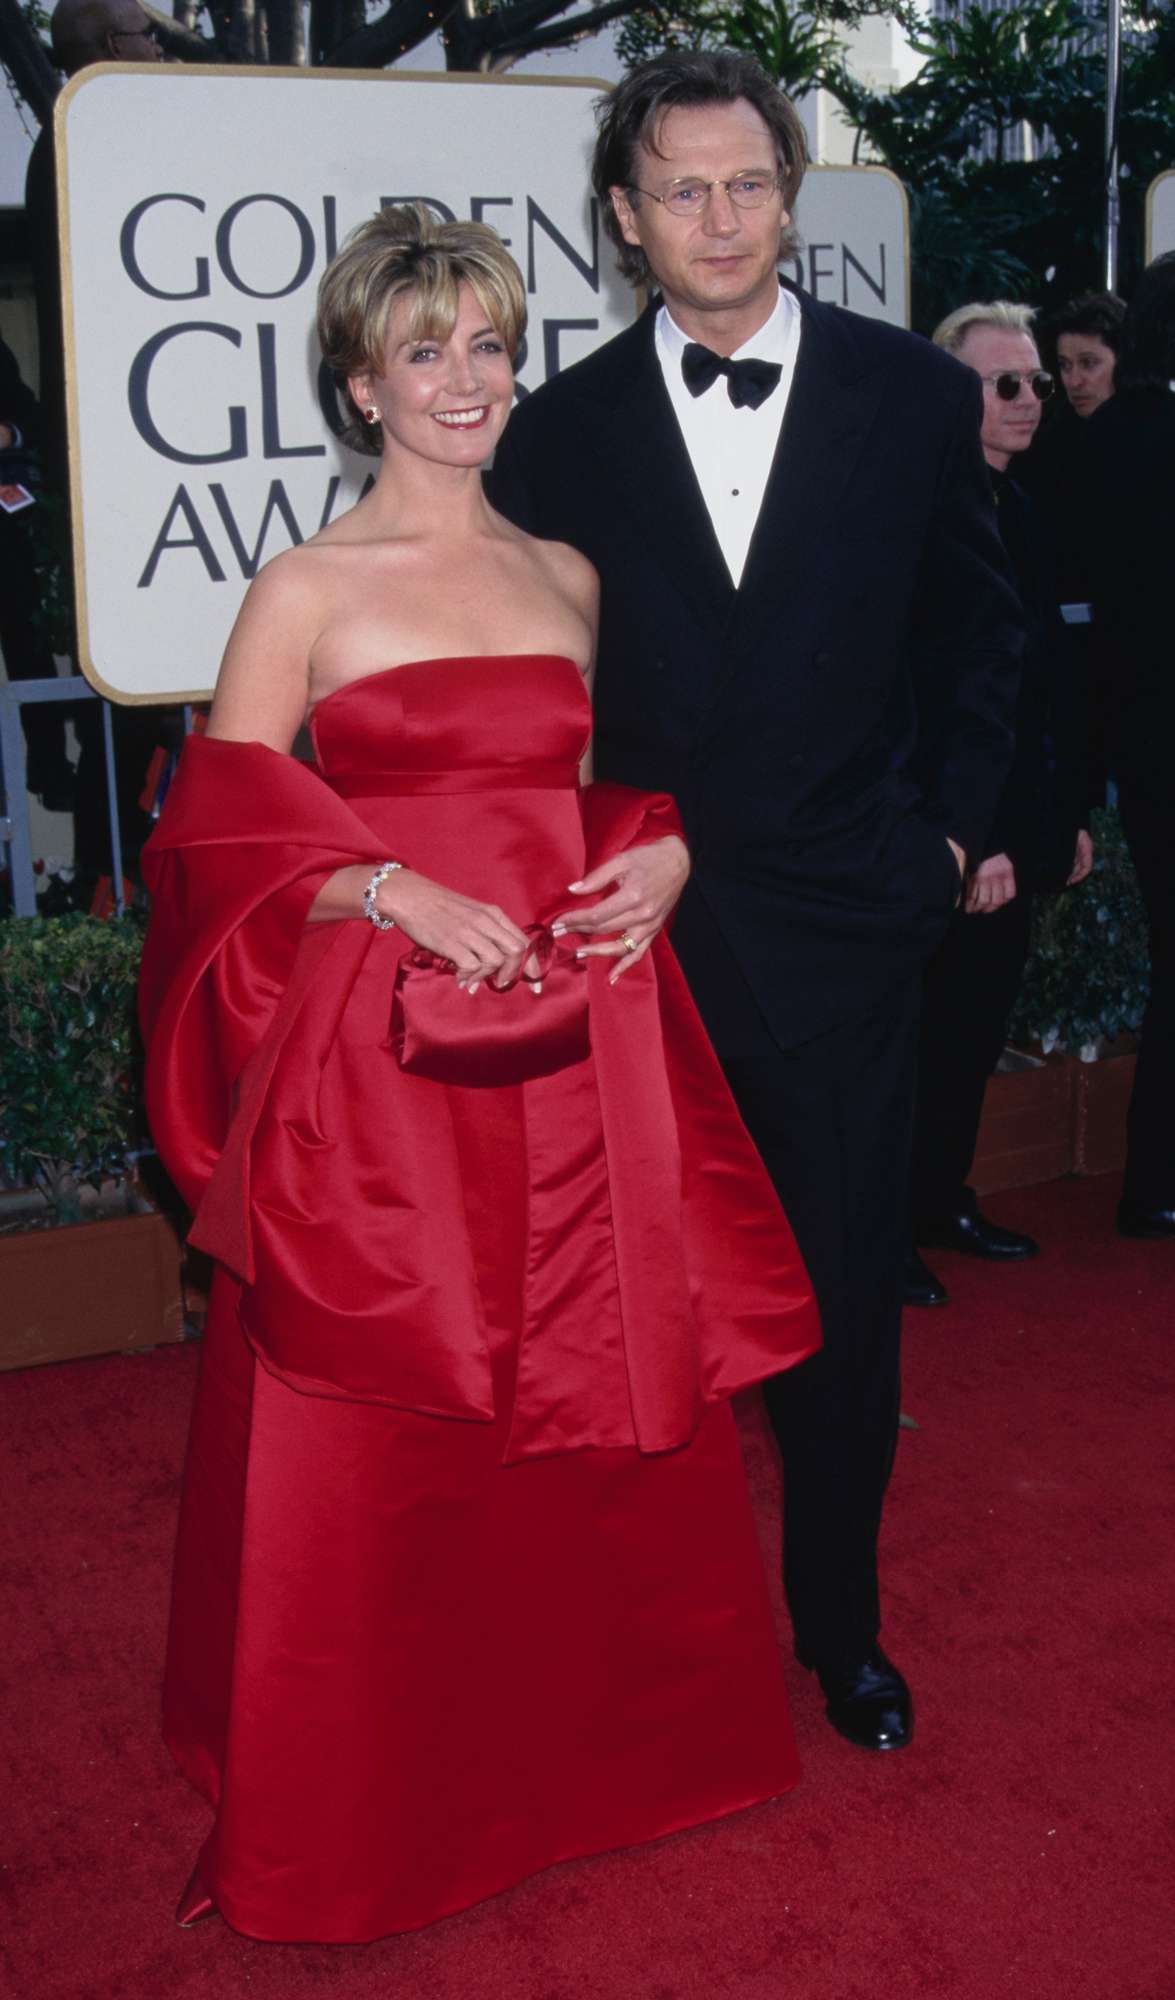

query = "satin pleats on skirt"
[163,1079,801,1944]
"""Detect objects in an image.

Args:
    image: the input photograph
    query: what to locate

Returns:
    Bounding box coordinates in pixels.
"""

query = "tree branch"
[477,0,582,48]
[327,0,441,68]
[485,0,634,60]
[0,0,60,125]
[142,3,223,60]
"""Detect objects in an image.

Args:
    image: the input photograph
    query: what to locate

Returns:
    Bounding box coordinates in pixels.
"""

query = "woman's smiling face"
[351,282,515,469]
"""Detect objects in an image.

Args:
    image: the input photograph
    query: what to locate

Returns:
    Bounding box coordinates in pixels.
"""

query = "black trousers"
[909,893,1034,1224]
[1118,784,1175,1208]
[683,915,921,1666]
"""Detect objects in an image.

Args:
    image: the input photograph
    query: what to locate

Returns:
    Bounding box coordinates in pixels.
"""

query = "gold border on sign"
[1145,168,1175,264]
[55,64,614,704]
[793,163,911,332]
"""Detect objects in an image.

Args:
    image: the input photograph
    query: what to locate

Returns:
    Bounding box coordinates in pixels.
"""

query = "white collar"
[657,284,797,366]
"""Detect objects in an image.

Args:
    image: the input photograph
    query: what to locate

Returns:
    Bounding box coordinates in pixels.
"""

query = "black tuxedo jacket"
[1085,386,1175,783]
[491,286,1023,1050]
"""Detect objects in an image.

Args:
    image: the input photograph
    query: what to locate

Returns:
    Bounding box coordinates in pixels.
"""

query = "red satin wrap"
[142,656,819,1941]
[140,660,818,1462]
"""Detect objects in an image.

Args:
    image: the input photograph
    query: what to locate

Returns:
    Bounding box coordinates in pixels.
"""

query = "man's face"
[956,326,1044,469]
[1056,331,1116,417]
[608,99,788,342]
[102,3,163,61]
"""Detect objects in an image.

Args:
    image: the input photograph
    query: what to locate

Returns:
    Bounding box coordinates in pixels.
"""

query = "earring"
[364,405,380,425]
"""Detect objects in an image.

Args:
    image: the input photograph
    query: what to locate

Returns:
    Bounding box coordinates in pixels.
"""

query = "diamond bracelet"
[363,859,404,932]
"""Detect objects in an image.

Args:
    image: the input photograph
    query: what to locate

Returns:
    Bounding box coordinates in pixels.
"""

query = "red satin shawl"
[140,736,818,1461]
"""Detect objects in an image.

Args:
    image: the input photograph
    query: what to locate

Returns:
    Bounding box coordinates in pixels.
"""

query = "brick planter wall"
[973,1043,1138,1197]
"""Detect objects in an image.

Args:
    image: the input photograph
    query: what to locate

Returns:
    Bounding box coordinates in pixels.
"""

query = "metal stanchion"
[1104,0,1122,291]
[99,697,125,916]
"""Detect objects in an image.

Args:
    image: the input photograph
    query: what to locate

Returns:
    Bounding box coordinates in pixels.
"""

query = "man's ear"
[609,186,641,249]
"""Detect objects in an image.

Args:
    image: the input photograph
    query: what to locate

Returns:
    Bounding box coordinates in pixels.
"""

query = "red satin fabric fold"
[140,658,818,1460]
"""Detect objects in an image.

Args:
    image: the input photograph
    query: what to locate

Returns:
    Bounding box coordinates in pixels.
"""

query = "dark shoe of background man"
[1117,1200,1175,1240]
[917,1194,1039,1261]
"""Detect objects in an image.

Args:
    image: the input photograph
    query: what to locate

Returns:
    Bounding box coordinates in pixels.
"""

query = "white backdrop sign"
[58,67,910,702]
[1146,169,1175,261]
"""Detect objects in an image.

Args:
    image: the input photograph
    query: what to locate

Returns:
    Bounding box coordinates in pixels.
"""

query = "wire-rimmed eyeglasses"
[627,174,782,218]
[983,370,1055,402]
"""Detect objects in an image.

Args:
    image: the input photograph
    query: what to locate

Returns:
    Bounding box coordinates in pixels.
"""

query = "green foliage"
[833,0,1175,331]
[0,916,145,1211]
[1008,806,1150,1056]
[617,0,917,98]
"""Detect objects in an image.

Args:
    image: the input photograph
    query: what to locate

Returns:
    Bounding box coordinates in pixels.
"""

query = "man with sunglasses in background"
[492,52,1022,1755]
[905,303,1093,1310]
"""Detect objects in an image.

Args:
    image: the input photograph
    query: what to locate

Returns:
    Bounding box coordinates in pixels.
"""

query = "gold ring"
[621,933,637,953]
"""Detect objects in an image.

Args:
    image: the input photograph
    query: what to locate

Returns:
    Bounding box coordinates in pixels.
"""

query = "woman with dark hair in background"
[1022,292,1125,580]
[1021,293,1126,811]
[1084,253,1175,1239]
[1051,292,1125,421]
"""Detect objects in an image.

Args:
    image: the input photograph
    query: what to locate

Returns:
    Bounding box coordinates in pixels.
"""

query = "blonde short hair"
[317,204,527,456]
[932,300,1038,356]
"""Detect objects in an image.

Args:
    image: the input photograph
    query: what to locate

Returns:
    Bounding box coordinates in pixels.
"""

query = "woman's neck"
[359,444,495,541]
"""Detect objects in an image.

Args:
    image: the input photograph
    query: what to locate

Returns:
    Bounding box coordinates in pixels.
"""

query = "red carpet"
[2,1172,1173,2000]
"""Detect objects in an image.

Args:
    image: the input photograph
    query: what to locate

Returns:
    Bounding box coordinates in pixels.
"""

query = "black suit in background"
[1021,402,1110,793]
[1085,387,1175,1213]
[910,467,1089,1224]
[24,126,67,498]
[491,284,1022,1666]
[0,334,73,794]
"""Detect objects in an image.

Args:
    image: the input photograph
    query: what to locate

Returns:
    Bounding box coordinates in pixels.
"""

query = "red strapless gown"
[155,657,815,1943]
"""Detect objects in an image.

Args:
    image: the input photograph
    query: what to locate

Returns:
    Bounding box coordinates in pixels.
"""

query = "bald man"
[49,0,163,73]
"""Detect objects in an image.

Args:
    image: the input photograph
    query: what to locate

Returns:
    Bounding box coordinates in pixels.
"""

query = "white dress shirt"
[654,286,801,587]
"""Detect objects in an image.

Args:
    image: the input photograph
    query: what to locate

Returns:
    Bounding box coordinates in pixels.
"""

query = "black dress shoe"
[903,1247,948,1307]
[1117,1200,1175,1240]
[804,1646,913,1752]
[916,1203,1039,1260]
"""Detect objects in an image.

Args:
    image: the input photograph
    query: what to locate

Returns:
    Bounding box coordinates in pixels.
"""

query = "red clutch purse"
[389,924,590,1087]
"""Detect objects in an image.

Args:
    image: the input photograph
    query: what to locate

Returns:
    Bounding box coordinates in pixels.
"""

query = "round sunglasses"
[982,370,1054,402]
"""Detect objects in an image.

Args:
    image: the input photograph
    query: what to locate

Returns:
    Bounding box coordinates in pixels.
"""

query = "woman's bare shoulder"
[247,540,334,607]
[525,531,599,611]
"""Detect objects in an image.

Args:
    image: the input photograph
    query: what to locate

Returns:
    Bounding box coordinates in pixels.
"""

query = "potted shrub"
[0,914,185,1369]
[975,805,1148,1190]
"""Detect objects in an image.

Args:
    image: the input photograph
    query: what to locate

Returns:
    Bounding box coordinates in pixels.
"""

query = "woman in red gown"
[139,205,818,1945]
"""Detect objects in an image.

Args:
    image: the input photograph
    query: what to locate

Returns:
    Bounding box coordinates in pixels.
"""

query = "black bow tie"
[681,343,782,410]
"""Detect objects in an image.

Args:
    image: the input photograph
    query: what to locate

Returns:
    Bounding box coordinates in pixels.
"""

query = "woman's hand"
[310,865,531,991]
[376,869,533,991]
[551,835,690,984]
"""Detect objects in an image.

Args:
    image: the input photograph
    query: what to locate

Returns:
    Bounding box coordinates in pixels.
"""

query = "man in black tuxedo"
[490,50,1022,1750]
